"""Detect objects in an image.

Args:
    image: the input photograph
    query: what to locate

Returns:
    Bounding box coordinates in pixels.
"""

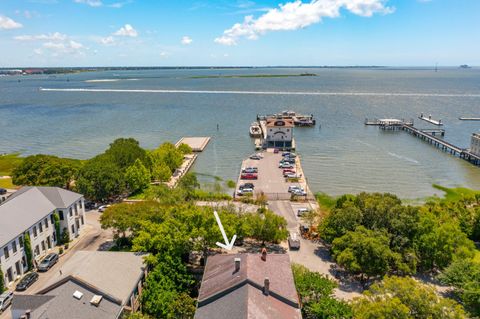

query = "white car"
[0,291,13,313]
[293,189,307,196]
[297,208,310,216]
[288,186,303,193]
[279,162,294,169]
[237,188,254,196]
[98,205,111,213]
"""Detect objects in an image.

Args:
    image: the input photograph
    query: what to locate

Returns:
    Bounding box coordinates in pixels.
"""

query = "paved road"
[0,210,113,319]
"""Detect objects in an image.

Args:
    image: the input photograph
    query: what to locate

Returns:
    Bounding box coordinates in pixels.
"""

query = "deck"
[175,137,211,152]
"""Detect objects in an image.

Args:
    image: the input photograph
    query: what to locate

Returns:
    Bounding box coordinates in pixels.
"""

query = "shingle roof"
[0,186,82,248]
[195,253,302,319]
[13,280,122,319]
[40,251,147,305]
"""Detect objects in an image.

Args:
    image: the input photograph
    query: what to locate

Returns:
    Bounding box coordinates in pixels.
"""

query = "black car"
[38,253,59,271]
[0,188,6,195]
[239,183,255,190]
[84,201,96,210]
[16,272,39,291]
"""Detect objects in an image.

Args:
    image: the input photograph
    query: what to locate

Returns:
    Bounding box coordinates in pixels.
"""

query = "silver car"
[0,291,13,313]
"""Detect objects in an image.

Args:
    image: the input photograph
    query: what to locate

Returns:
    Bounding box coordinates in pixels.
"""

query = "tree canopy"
[352,276,466,319]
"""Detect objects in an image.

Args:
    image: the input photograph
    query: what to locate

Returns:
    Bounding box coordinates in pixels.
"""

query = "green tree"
[24,232,33,271]
[352,276,467,319]
[415,211,475,270]
[177,143,192,155]
[53,212,61,246]
[123,313,153,319]
[166,293,196,319]
[125,159,151,193]
[104,138,148,171]
[243,210,288,244]
[76,154,126,201]
[0,268,4,293]
[332,227,411,282]
[61,227,70,244]
[151,162,172,182]
[151,143,184,173]
[439,259,480,316]
[292,264,352,319]
[12,154,81,189]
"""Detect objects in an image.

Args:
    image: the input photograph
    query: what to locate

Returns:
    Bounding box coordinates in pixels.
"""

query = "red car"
[241,173,258,180]
[283,169,296,175]
[273,148,279,154]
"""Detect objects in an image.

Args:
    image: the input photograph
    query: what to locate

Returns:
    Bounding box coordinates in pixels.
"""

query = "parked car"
[288,232,301,250]
[285,173,301,179]
[38,253,59,272]
[283,152,297,158]
[281,157,296,164]
[279,162,294,169]
[16,272,39,291]
[293,189,307,196]
[84,201,96,210]
[242,167,258,173]
[0,291,14,313]
[288,186,303,193]
[241,173,258,180]
[237,188,254,196]
[297,208,310,216]
[239,183,255,190]
[249,153,263,160]
[0,188,7,195]
[98,205,111,213]
[273,148,280,154]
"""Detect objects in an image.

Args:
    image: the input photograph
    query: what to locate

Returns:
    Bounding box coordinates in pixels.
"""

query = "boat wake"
[39,87,480,98]
[388,152,419,164]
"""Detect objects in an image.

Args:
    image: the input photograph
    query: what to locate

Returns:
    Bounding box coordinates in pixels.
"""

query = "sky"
[0,0,479,67]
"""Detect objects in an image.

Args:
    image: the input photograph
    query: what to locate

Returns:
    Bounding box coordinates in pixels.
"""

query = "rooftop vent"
[73,291,83,300]
[90,295,103,307]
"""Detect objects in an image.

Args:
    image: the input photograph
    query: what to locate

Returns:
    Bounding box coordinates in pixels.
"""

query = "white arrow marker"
[214,211,237,250]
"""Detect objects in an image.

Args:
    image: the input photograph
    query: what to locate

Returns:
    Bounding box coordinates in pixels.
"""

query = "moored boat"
[249,122,262,137]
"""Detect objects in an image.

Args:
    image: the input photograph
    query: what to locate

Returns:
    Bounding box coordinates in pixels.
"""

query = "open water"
[1,67,480,198]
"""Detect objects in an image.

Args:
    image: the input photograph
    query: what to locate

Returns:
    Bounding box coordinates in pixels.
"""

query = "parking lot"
[236,151,304,199]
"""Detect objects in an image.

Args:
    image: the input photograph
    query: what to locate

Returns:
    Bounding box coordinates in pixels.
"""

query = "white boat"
[249,122,262,137]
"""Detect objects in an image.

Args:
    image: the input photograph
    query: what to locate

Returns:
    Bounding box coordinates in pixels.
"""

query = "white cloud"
[74,0,103,7]
[215,0,394,45]
[181,36,193,45]
[114,24,138,37]
[43,40,85,55]
[0,15,23,30]
[99,35,115,45]
[14,32,68,41]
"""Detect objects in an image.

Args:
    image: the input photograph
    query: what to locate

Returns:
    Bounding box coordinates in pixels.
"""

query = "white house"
[470,133,480,157]
[265,118,294,149]
[0,186,85,287]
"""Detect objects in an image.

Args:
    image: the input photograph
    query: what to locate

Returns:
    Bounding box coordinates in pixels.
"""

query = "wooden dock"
[459,117,480,121]
[419,113,443,126]
[175,137,211,152]
[365,119,480,166]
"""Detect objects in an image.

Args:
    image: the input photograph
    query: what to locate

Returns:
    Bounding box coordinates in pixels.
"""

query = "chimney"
[234,257,241,272]
[261,247,267,261]
[264,277,270,295]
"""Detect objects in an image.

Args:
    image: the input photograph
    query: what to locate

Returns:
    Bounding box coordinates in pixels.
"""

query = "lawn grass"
[432,184,480,202]
[0,153,23,176]
[315,192,337,211]
[0,178,16,189]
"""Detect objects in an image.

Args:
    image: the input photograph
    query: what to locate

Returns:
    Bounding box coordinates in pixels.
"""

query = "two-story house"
[0,186,85,286]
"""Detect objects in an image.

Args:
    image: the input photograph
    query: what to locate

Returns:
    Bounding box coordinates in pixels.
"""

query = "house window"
[74,204,78,214]
[39,222,43,233]
[3,246,9,259]
[81,216,84,225]
[50,214,54,224]
[71,224,75,234]
[34,245,40,256]
[19,236,24,248]
[33,226,38,237]
[45,218,49,228]
[59,211,64,220]
[69,207,73,217]
[12,240,17,254]
[41,241,45,251]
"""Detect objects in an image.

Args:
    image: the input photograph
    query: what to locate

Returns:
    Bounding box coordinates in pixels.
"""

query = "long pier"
[365,119,480,166]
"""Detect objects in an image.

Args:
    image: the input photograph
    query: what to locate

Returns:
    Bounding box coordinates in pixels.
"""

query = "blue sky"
[0,0,479,67]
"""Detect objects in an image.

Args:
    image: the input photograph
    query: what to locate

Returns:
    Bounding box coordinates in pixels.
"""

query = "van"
[297,208,309,216]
